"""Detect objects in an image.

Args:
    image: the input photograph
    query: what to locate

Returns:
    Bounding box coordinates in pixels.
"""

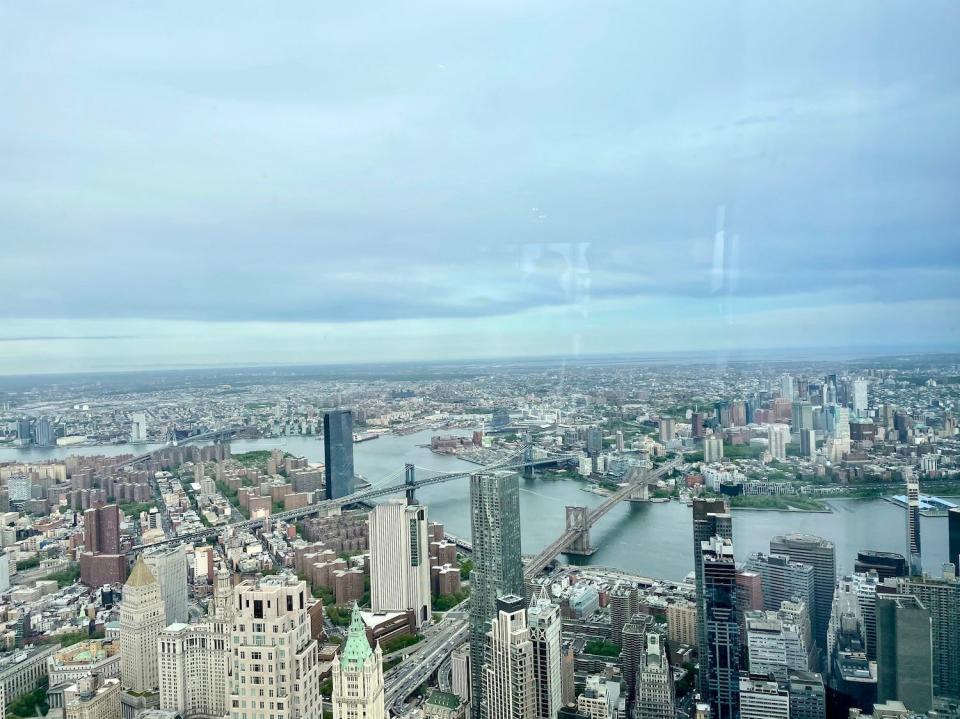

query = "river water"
[1,432,949,581]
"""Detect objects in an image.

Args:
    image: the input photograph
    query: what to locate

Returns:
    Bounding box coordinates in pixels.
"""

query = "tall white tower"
[483,596,535,719]
[130,412,148,443]
[331,604,384,719]
[368,501,431,627]
[906,469,923,575]
[527,587,562,719]
[120,556,165,694]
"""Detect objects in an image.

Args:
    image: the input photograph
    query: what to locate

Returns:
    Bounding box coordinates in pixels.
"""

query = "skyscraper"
[130,412,148,443]
[780,374,795,400]
[323,410,355,499]
[143,544,189,625]
[788,671,826,719]
[120,556,165,694]
[608,585,638,647]
[331,604,384,719]
[851,379,869,417]
[483,596,534,719]
[905,470,922,575]
[229,575,324,719]
[900,569,960,699]
[692,497,732,697]
[950,508,960,571]
[744,610,809,680]
[32,417,55,447]
[738,674,789,719]
[621,613,654,702]
[854,551,907,581]
[745,552,816,622]
[468,472,523,719]
[770,533,836,656]
[703,437,724,463]
[368,501,431,627]
[634,632,675,719]
[800,428,816,458]
[875,594,933,713]
[159,621,231,719]
[528,588,562,719]
[700,535,739,719]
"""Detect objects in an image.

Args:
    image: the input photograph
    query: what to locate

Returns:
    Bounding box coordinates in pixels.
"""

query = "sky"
[2,1,959,374]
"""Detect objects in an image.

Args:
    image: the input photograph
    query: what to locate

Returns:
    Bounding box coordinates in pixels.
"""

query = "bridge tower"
[404,464,416,505]
[523,430,534,479]
[565,506,596,556]
[628,473,650,502]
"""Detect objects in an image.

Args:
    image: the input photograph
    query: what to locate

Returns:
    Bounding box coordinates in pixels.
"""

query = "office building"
[700,535,739,719]
[143,545,189,625]
[229,575,323,719]
[900,570,960,699]
[483,596,534,719]
[64,675,122,719]
[738,674,789,719]
[770,533,836,655]
[692,498,732,699]
[130,413,148,443]
[577,676,617,719]
[745,552,816,621]
[635,632,675,719]
[788,671,826,719]
[703,437,723,463]
[950,508,960,572]
[528,589,562,719]
[468,472,523,719]
[120,557,165,694]
[905,471,922,575]
[780,374,795,400]
[744,610,809,680]
[850,572,881,662]
[876,594,932,713]
[800,428,816,458]
[368,501,431,627]
[323,410,355,499]
[331,604,384,719]
[792,401,814,432]
[854,551,907,581]
[158,621,230,719]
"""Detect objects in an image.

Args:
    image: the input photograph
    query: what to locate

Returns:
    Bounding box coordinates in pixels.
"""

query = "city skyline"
[2,1,959,373]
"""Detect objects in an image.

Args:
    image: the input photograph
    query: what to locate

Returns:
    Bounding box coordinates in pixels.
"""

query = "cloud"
[0,0,958,369]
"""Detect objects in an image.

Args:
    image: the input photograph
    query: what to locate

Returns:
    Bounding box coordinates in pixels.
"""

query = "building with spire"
[119,556,165,695]
[527,586,562,719]
[331,604,384,719]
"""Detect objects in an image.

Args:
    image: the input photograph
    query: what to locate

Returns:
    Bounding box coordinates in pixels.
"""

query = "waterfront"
[1,432,950,581]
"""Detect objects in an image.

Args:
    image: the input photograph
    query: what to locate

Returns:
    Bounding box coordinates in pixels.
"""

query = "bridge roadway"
[522,457,683,579]
[130,443,577,553]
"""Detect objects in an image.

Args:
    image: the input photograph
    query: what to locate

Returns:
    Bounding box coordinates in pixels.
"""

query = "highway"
[383,618,467,712]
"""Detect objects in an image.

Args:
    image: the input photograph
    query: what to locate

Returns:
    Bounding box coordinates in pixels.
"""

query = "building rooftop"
[426,691,462,710]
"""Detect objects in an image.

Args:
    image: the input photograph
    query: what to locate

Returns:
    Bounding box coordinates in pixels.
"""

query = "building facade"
[368,501,431,628]
[119,557,165,694]
[323,410,355,500]
[483,596,534,719]
[330,604,383,719]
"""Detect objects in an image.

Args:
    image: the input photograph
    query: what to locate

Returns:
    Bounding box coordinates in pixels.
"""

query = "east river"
[1,431,950,581]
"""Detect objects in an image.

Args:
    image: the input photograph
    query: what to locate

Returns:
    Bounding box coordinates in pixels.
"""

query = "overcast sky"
[2,1,958,374]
